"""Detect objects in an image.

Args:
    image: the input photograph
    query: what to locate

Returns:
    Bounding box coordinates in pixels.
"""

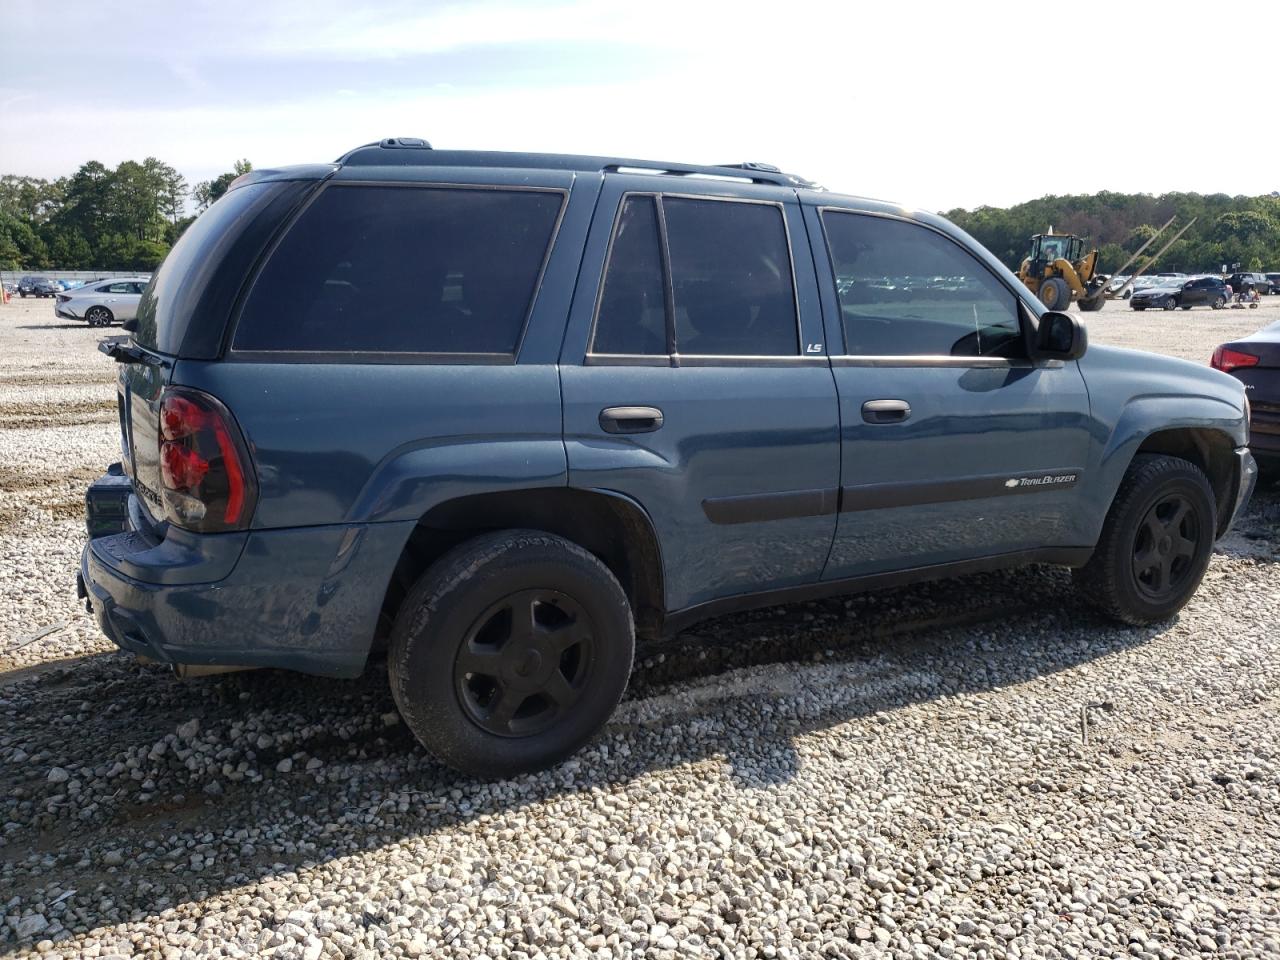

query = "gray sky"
[1,0,1273,213]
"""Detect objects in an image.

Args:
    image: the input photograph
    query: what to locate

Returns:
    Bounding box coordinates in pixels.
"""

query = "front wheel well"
[1133,428,1236,535]
[376,488,666,646]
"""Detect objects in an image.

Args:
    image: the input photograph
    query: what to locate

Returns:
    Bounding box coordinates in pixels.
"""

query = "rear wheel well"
[1134,428,1236,534]
[376,488,665,645]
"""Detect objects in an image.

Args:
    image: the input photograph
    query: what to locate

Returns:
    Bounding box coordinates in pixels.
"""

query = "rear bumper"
[79,468,414,678]
[55,304,79,320]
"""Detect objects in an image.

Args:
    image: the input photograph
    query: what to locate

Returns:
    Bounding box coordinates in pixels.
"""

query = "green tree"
[193,159,252,211]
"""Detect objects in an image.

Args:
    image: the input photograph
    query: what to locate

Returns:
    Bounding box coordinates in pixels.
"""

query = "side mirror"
[1034,310,1087,361]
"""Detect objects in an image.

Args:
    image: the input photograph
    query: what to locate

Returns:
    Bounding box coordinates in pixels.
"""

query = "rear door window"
[590,194,798,357]
[664,198,798,356]
[821,211,1025,359]
[233,185,564,355]
[593,197,668,355]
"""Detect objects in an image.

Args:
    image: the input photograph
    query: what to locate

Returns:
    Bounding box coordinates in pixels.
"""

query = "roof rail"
[601,160,816,188]
[334,141,820,188]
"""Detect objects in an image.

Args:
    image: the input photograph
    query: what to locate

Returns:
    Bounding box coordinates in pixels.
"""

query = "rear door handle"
[861,399,911,424]
[599,406,664,434]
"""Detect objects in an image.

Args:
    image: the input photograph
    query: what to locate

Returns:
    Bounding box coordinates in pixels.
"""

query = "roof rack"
[600,160,816,188]
[336,140,819,189]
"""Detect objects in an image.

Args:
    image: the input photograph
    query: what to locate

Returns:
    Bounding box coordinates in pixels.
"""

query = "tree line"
[943,191,1280,276]
[0,159,251,272]
[4,162,1278,277]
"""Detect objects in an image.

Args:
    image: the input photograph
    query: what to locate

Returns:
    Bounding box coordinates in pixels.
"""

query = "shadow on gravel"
[3,483,1276,950]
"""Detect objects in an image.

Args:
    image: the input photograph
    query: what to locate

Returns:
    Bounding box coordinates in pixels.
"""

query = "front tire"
[1039,277,1071,311]
[1163,297,1178,310]
[1074,454,1215,625]
[389,530,634,778]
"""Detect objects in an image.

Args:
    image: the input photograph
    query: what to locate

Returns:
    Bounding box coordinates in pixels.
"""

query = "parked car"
[79,140,1256,778]
[17,275,58,298]
[1213,322,1279,470]
[1226,273,1273,297]
[1264,273,1280,294]
[1130,276,1229,311]
[1122,276,1169,298]
[55,278,149,326]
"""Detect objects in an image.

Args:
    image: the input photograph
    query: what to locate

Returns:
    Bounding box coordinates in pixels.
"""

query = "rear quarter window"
[232,184,565,356]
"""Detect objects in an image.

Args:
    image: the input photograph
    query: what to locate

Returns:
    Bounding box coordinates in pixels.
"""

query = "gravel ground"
[1,294,1278,959]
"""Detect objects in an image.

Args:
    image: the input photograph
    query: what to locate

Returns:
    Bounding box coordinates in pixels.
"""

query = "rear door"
[806,204,1094,580]
[560,177,840,613]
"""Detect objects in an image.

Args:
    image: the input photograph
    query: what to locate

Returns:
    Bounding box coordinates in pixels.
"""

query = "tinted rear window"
[664,198,797,356]
[233,185,564,355]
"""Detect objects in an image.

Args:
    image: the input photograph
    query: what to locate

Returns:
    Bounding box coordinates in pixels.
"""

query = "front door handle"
[599,405,664,434]
[861,399,911,424]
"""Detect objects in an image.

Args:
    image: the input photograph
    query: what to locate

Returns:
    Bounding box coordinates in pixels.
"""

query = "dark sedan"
[1226,273,1273,297]
[1213,321,1280,469]
[1131,276,1228,311]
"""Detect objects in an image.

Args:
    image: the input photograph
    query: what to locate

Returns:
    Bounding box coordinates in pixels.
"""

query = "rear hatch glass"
[134,182,286,355]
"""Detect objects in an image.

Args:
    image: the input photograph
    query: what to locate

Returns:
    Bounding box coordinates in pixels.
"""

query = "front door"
[560,179,840,613]
[807,205,1094,580]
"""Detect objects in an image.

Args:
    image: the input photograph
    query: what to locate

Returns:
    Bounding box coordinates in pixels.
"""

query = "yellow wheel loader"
[1015,217,1196,314]
[1017,230,1108,312]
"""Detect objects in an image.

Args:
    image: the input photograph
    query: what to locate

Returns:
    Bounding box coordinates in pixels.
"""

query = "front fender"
[1084,396,1246,542]
[1077,344,1248,542]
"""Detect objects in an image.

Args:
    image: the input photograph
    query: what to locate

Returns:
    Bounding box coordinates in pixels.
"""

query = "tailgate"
[116,349,175,528]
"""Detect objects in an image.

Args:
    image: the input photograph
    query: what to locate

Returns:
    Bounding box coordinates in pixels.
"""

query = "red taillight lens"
[157,387,256,531]
[1211,346,1259,373]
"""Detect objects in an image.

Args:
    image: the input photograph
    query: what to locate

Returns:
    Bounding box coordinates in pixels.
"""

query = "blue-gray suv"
[80,139,1258,777]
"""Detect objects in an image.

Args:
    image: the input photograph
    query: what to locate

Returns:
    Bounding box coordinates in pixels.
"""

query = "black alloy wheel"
[454,589,596,738]
[389,529,634,778]
[1130,493,1200,602]
[1073,453,1215,624]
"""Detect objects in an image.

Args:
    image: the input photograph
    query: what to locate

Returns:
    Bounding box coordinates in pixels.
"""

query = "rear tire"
[1163,297,1177,310]
[1073,454,1215,625]
[388,529,634,778]
[1181,305,1192,310]
[1212,296,1225,309]
[1039,277,1071,311]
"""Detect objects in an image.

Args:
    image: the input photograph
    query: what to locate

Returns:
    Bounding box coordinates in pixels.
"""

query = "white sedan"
[54,277,150,327]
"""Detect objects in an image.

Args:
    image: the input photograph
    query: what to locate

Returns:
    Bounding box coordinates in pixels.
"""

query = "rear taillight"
[1211,346,1259,373]
[158,387,256,532]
